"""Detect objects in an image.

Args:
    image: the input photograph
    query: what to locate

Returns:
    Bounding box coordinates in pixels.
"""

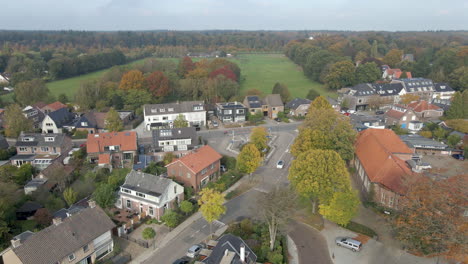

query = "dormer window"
[194,105,203,111]
[151,109,157,113]
[168,108,174,112]
[81,122,88,126]
[45,136,55,142]
[22,137,34,142]
[159,109,165,112]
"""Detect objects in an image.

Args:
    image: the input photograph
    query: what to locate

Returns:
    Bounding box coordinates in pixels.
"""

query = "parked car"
[274,117,281,122]
[187,244,203,258]
[335,237,362,252]
[452,154,465,161]
[220,165,227,172]
[173,257,190,264]
[276,160,284,169]
[375,110,385,115]
[212,120,219,127]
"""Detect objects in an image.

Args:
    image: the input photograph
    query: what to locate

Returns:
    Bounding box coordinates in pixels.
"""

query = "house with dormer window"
[117,170,184,220]
[215,102,247,123]
[86,131,138,169]
[143,101,206,131]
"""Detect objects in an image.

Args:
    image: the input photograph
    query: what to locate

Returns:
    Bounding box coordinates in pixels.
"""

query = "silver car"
[335,237,362,252]
[186,244,203,258]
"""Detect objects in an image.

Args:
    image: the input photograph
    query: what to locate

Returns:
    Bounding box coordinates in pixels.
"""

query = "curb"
[287,235,299,264]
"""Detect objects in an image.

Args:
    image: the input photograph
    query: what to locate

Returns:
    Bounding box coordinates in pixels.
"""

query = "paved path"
[289,221,333,264]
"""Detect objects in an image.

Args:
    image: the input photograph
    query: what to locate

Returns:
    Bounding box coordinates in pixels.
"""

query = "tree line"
[284,33,467,91]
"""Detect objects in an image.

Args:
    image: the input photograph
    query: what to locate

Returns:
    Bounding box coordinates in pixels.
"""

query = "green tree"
[236,144,262,178]
[15,163,34,185]
[105,108,123,132]
[163,152,176,165]
[250,127,268,154]
[370,40,379,58]
[142,227,156,240]
[63,187,77,207]
[4,104,33,137]
[447,134,461,148]
[58,93,69,103]
[306,89,320,101]
[198,188,226,236]
[448,66,467,91]
[383,49,403,67]
[272,82,291,103]
[161,209,180,229]
[319,188,360,226]
[446,91,468,119]
[92,184,116,209]
[14,79,49,106]
[173,114,188,128]
[324,60,356,90]
[432,127,447,141]
[355,62,381,83]
[180,200,194,215]
[289,149,351,213]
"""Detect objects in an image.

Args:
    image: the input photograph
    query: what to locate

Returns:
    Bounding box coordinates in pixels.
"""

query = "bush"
[221,156,237,171]
[72,130,88,139]
[344,221,377,238]
[142,227,156,240]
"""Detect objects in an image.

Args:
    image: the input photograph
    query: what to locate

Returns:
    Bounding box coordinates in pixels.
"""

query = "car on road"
[186,244,203,258]
[172,257,190,264]
[335,237,362,252]
[452,154,465,160]
[276,160,284,169]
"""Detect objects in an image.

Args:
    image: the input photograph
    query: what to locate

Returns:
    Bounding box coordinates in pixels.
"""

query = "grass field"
[1,53,333,103]
[232,54,333,98]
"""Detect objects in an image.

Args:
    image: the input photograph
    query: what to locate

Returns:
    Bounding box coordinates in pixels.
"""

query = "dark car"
[452,154,465,161]
[172,257,190,264]
[375,110,385,115]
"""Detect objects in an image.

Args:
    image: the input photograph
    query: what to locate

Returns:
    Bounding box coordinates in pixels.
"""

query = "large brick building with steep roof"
[165,145,222,192]
[353,129,417,209]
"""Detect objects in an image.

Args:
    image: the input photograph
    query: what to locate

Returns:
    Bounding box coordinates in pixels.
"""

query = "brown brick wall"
[167,160,220,192]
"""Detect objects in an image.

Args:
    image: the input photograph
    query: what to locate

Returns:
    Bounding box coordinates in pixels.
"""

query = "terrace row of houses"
[338,78,455,111]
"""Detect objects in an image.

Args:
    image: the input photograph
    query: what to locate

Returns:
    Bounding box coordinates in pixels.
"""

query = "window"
[136,192,146,198]
[389,196,394,207]
[194,105,203,111]
[237,109,244,114]
[168,108,174,112]
[402,116,407,121]
[273,107,276,111]
[163,116,168,120]
[122,188,131,194]
[187,172,191,178]
[381,193,386,204]
[411,116,416,120]
[46,123,53,126]
[149,207,154,216]
[160,108,165,112]
[201,168,207,175]
[68,253,75,261]
[224,110,232,115]
[45,137,55,142]
[123,152,132,160]
[83,244,89,252]
[41,147,49,152]
[126,200,131,208]
[210,163,214,169]
[19,147,28,152]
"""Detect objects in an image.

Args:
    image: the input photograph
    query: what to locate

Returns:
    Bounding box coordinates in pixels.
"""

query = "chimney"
[52,217,62,226]
[88,200,96,208]
[240,244,245,262]
[11,237,21,248]
[224,249,229,256]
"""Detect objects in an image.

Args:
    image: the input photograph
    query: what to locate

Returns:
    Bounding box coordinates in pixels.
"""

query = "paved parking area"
[321,221,442,264]
[422,155,467,179]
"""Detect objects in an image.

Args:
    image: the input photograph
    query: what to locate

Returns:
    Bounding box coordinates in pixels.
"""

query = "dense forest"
[284,33,468,91]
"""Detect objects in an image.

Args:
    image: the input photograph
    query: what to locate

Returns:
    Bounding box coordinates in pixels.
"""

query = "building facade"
[215,102,247,123]
[143,101,206,131]
[151,127,198,153]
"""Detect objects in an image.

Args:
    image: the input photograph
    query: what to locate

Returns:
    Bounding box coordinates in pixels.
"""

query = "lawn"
[232,54,334,98]
[1,54,333,103]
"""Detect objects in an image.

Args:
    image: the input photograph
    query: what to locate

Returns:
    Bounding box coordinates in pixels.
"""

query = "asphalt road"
[135,129,331,264]
[289,221,333,264]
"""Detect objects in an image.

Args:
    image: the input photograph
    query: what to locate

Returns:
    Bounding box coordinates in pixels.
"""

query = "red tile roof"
[355,129,415,194]
[86,131,137,153]
[385,109,406,120]
[166,145,222,174]
[44,101,67,111]
[98,153,110,164]
[406,100,441,113]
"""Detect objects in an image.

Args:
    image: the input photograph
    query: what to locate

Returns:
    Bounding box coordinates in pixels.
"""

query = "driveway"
[289,221,333,264]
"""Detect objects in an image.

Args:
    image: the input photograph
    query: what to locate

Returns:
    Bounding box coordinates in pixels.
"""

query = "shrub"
[221,156,237,170]
[344,221,377,238]
[142,227,156,240]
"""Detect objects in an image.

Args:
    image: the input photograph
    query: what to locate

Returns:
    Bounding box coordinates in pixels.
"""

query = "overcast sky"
[1,0,467,31]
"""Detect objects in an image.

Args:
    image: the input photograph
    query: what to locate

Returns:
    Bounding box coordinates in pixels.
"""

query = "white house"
[117,170,184,220]
[41,108,75,134]
[432,83,455,100]
[143,101,206,131]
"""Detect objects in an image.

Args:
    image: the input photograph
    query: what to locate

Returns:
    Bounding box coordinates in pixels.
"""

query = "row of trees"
[288,97,359,226]
[285,35,467,91]
[73,57,242,113]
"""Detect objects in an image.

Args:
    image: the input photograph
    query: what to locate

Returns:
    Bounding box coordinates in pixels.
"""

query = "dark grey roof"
[152,127,197,144]
[121,170,174,197]
[47,108,75,128]
[16,202,43,213]
[285,98,311,110]
[15,133,69,148]
[265,94,283,107]
[245,96,263,108]
[372,83,404,96]
[216,102,247,109]
[22,106,45,125]
[10,154,36,160]
[434,83,455,92]
[144,101,205,116]
[12,231,35,244]
[13,206,115,264]
[394,78,434,92]
[350,83,376,97]
[203,234,257,264]
[400,134,448,150]
[73,112,98,129]
[24,178,48,189]
[0,134,8,149]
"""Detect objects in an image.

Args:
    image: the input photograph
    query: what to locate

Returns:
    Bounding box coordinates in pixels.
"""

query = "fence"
[120,234,153,249]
